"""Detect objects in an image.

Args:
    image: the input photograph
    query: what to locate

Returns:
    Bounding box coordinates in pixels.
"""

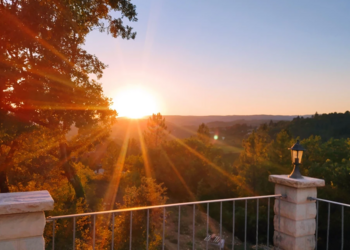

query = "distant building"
[94,168,105,175]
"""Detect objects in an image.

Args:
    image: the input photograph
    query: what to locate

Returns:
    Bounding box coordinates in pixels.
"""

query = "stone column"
[0,191,54,250]
[269,175,325,250]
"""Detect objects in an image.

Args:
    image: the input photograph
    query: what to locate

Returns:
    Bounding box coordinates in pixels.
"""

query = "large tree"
[0,0,137,197]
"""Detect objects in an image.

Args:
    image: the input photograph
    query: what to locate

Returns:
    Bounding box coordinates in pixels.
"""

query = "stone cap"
[0,190,54,215]
[269,175,325,188]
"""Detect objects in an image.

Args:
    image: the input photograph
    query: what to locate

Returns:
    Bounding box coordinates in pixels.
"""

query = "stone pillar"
[0,191,54,250]
[269,175,325,250]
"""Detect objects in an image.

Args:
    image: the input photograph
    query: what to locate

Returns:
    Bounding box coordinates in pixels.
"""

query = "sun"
[113,88,157,119]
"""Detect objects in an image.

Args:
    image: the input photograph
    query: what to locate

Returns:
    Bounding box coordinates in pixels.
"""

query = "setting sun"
[113,88,157,118]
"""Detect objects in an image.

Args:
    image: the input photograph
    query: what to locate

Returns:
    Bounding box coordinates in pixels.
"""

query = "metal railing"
[308,197,350,250]
[46,194,283,250]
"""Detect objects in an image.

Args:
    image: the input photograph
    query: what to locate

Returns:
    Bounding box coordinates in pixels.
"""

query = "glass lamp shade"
[289,140,305,164]
[291,150,303,164]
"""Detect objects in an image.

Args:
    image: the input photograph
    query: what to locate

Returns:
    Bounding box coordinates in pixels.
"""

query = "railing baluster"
[73,217,76,250]
[52,220,55,250]
[316,200,319,250]
[277,197,281,250]
[245,200,247,250]
[232,201,235,250]
[341,205,344,250]
[163,208,165,250]
[267,197,270,247]
[220,202,222,242]
[178,206,181,250]
[93,215,96,250]
[206,203,209,250]
[256,199,259,249]
[326,203,330,250]
[147,209,149,250]
[193,204,195,250]
[112,213,115,250]
[130,211,133,250]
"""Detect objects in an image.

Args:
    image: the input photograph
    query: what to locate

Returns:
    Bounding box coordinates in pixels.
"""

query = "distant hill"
[110,115,308,142]
[162,115,301,126]
[110,117,198,142]
[67,115,310,143]
[206,119,287,128]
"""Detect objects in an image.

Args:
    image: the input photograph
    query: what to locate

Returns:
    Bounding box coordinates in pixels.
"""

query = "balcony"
[0,174,348,250]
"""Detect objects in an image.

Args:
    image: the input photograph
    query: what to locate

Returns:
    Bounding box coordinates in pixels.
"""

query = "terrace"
[1,172,348,250]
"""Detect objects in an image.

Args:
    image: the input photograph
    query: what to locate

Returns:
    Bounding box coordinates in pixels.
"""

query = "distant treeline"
[268,111,350,141]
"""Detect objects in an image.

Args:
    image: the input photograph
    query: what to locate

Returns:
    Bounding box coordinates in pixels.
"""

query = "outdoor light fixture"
[288,140,305,179]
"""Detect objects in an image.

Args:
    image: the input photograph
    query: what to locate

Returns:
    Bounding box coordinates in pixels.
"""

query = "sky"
[84,0,350,116]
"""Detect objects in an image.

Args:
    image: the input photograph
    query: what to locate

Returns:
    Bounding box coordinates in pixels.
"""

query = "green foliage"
[112,177,167,250]
[196,228,207,238]
[233,119,350,248]
[212,123,251,147]
[268,111,350,141]
[268,129,293,167]
[197,123,210,144]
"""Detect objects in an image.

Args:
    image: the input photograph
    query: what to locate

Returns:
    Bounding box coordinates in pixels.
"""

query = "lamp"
[288,140,305,179]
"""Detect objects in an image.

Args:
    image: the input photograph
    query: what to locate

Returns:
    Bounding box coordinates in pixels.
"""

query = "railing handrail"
[308,197,350,208]
[47,194,283,221]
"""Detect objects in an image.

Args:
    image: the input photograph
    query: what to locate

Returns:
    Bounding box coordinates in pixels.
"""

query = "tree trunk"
[0,171,10,193]
[0,141,18,193]
[59,142,85,199]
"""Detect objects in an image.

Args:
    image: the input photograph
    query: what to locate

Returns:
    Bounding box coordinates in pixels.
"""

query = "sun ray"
[166,121,198,137]
[136,120,153,179]
[2,9,81,73]
[159,147,223,236]
[0,58,77,93]
[159,149,196,200]
[103,123,131,210]
[167,133,256,196]
[169,121,243,153]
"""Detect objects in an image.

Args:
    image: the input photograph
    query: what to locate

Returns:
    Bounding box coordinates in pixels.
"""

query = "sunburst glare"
[113,87,157,119]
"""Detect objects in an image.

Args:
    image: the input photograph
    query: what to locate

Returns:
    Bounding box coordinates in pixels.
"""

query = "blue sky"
[84,0,350,116]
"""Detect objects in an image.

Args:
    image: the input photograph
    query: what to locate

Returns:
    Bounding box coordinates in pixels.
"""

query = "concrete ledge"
[269,175,325,188]
[0,191,54,215]
[0,236,44,250]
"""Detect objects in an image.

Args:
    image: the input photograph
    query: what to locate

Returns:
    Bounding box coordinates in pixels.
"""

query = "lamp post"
[288,140,305,179]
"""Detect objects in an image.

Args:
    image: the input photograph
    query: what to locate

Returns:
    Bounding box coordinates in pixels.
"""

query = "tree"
[269,129,292,168]
[238,126,271,195]
[143,113,169,148]
[113,177,167,250]
[0,0,138,197]
[197,123,211,144]
[127,138,140,156]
